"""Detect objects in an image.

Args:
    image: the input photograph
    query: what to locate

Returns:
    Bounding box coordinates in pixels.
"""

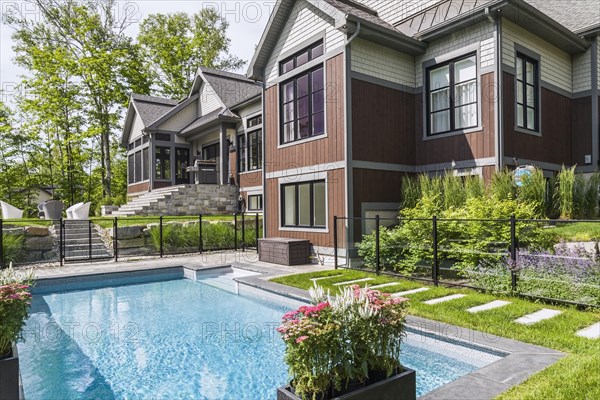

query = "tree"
[138,10,245,99]
[5,0,151,199]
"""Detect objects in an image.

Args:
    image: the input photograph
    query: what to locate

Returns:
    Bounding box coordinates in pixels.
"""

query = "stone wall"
[100,225,155,257]
[141,185,239,216]
[2,225,57,263]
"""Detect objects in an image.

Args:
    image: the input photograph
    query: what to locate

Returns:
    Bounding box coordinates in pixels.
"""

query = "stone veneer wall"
[2,225,57,263]
[135,185,239,216]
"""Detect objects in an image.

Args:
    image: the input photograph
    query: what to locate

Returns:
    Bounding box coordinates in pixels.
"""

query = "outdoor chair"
[42,200,64,220]
[70,202,91,220]
[38,203,45,219]
[0,201,24,219]
[66,202,83,219]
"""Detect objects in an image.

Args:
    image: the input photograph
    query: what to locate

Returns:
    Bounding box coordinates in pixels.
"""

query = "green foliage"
[517,168,546,217]
[138,10,245,99]
[583,173,600,219]
[1,234,25,265]
[441,173,465,210]
[400,175,420,209]
[490,169,516,200]
[0,266,34,356]
[557,165,576,219]
[464,175,485,200]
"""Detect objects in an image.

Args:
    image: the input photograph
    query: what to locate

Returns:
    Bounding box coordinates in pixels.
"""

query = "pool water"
[19,276,503,399]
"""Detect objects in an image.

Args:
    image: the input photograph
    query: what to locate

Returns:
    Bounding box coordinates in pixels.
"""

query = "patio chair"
[70,202,91,220]
[38,202,45,219]
[66,202,83,219]
[42,200,64,220]
[0,201,24,219]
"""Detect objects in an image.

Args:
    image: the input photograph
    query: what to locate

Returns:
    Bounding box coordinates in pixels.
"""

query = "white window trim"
[278,170,329,233]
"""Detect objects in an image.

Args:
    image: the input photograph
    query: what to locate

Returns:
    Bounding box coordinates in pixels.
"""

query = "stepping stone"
[391,287,430,297]
[576,322,600,339]
[514,309,562,325]
[370,282,401,289]
[310,274,343,282]
[333,278,375,286]
[467,300,511,313]
[423,294,466,305]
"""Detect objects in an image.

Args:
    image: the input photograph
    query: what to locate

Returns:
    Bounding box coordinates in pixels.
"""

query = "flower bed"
[277,284,410,400]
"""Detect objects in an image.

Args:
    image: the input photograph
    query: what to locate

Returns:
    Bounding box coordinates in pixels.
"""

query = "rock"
[116,237,146,249]
[109,226,142,240]
[24,236,53,251]
[3,227,25,236]
[25,226,49,237]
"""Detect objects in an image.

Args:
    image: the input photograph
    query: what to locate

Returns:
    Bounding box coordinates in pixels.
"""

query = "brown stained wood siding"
[503,72,572,165]
[128,182,149,194]
[265,169,345,248]
[482,166,495,182]
[239,171,262,189]
[571,97,592,166]
[415,72,496,165]
[352,79,416,164]
[153,181,172,190]
[264,54,345,174]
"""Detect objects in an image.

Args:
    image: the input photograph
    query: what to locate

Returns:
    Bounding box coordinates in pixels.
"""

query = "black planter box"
[0,344,20,400]
[277,368,416,400]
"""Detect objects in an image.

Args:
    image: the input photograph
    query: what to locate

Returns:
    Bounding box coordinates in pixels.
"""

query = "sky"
[0,0,275,105]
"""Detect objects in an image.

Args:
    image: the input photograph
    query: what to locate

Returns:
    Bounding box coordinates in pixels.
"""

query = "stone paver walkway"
[423,293,466,305]
[515,309,562,325]
[391,287,430,297]
[576,322,600,339]
[370,282,401,289]
[333,277,374,286]
[467,300,511,313]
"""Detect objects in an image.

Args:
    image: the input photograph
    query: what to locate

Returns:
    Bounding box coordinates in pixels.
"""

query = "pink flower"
[296,335,309,343]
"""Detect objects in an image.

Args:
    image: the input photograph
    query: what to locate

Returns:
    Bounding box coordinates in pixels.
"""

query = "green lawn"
[272,269,600,400]
[1,215,236,229]
[551,222,600,242]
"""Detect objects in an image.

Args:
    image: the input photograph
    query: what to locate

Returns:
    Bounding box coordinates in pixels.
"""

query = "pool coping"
[31,262,566,400]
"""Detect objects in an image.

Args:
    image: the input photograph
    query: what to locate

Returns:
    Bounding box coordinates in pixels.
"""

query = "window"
[155,146,171,180]
[279,41,324,75]
[248,194,263,211]
[128,154,134,184]
[427,54,477,135]
[155,133,170,142]
[248,115,262,128]
[248,129,262,170]
[516,54,539,132]
[237,134,246,173]
[281,180,326,228]
[281,67,325,143]
[142,148,149,181]
[134,151,142,182]
[202,143,219,161]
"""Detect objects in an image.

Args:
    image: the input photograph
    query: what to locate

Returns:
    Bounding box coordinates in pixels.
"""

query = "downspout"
[487,7,504,171]
[591,37,599,171]
[261,79,267,238]
[144,129,154,192]
[342,21,360,265]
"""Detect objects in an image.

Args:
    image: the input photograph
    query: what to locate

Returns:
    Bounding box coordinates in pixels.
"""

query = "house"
[119,67,264,215]
[246,0,599,255]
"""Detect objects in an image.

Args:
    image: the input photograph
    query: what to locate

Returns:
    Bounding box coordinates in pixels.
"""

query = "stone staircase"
[56,220,112,261]
[111,185,238,217]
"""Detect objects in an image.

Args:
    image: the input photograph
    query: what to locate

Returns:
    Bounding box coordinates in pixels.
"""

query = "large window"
[281,180,326,228]
[516,53,539,132]
[134,151,142,182]
[427,54,478,135]
[279,41,325,145]
[237,134,246,173]
[155,146,171,180]
[248,129,262,171]
[128,154,134,184]
[142,148,149,181]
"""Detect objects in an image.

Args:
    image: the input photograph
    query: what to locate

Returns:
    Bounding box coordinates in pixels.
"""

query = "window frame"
[237,133,247,173]
[515,52,540,134]
[247,115,263,171]
[155,146,171,181]
[280,179,327,230]
[247,194,263,211]
[425,52,479,136]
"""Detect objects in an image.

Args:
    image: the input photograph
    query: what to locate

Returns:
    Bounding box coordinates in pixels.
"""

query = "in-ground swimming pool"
[19,269,505,399]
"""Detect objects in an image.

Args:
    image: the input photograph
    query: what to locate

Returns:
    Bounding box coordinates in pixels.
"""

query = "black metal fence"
[333,215,600,308]
[0,213,263,267]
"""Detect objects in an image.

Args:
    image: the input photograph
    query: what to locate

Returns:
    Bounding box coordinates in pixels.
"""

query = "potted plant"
[277,284,415,400]
[0,265,33,400]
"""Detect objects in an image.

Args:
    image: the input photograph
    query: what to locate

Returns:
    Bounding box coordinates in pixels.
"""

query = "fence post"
[0,219,4,269]
[113,217,118,262]
[159,216,164,258]
[234,213,238,251]
[255,213,259,248]
[432,215,439,286]
[198,214,203,254]
[88,220,93,261]
[510,214,517,292]
[241,212,246,252]
[59,218,64,266]
[375,215,381,275]
[333,216,338,269]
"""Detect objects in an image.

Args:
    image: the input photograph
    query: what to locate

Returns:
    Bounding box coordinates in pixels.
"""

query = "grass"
[91,215,236,228]
[551,222,600,242]
[272,269,600,400]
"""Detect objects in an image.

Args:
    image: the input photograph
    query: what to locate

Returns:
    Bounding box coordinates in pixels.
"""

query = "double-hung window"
[248,194,263,211]
[516,53,539,132]
[281,180,326,229]
[247,115,262,171]
[280,41,325,144]
[237,134,246,173]
[427,54,478,135]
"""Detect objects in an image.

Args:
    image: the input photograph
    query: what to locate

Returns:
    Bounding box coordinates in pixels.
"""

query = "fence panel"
[0,218,57,267]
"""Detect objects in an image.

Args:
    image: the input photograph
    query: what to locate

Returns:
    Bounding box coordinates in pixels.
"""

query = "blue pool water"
[18,275,503,399]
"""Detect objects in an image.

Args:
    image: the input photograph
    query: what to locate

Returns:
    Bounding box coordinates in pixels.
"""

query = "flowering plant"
[278,284,409,399]
[0,266,34,358]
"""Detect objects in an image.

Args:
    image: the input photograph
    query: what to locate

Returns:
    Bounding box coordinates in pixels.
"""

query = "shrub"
[557,165,576,219]
[517,168,546,218]
[1,234,25,265]
[400,175,420,209]
[442,173,465,210]
[490,169,516,200]
[0,266,34,357]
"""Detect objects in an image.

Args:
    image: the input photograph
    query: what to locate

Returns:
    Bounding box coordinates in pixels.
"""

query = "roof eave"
[179,114,241,139]
[346,16,427,55]
[576,24,600,38]
[229,93,262,111]
[120,99,137,148]
[417,0,589,54]
[146,93,199,131]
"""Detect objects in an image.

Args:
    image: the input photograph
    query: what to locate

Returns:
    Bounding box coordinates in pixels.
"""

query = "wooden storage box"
[258,238,310,266]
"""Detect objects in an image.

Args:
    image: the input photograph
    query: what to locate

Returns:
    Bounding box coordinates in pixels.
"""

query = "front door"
[175,148,190,184]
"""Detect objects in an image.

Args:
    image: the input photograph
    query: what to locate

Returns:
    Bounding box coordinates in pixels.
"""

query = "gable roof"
[131,94,179,127]
[179,108,240,137]
[524,0,600,34]
[199,67,262,108]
